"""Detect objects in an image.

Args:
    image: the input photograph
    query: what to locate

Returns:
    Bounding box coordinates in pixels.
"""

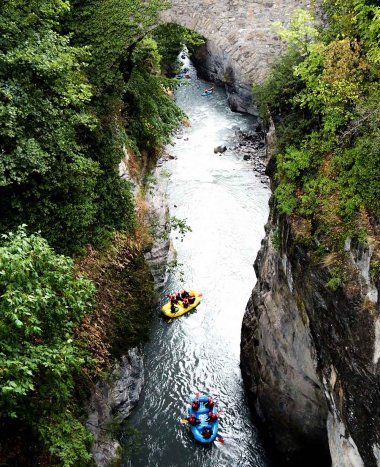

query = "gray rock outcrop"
[241,209,380,465]
[87,349,144,467]
[214,144,227,153]
[143,162,175,288]
[241,218,329,461]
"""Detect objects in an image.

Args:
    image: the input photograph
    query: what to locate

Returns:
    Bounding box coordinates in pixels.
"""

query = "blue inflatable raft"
[188,394,219,443]
[201,90,213,97]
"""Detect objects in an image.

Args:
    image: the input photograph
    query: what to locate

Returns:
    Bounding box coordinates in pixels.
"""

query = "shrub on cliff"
[0,227,96,465]
[124,37,185,152]
[254,1,380,256]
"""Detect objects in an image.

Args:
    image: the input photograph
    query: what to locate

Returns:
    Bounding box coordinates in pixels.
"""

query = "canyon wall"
[241,199,380,465]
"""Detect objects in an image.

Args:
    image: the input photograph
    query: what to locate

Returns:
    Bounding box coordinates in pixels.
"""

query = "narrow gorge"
[85,2,380,465]
[1,1,379,466]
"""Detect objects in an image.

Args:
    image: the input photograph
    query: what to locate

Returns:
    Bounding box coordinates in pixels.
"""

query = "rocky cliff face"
[241,204,380,465]
[191,41,258,115]
[87,349,144,467]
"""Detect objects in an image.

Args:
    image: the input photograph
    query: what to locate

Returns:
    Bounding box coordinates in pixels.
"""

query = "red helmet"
[203,428,211,438]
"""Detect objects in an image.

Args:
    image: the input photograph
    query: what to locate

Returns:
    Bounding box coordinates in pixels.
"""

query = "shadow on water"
[121,55,274,467]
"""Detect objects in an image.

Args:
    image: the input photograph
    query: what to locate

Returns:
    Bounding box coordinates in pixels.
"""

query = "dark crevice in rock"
[191,41,259,116]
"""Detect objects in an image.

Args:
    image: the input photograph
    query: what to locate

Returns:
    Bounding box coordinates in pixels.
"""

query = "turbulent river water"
[122,57,272,466]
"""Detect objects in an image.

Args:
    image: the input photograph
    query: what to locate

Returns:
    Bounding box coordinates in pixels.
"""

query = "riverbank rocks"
[144,163,175,288]
[87,349,144,467]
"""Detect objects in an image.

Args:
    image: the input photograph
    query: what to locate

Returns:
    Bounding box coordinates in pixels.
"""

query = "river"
[122,56,272,466]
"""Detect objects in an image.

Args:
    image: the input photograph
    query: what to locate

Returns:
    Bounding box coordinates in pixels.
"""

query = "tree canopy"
[0,0,204,463]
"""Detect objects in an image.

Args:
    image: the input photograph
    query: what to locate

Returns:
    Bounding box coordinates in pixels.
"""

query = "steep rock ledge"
[241,208,380,465]
[87,350,144,467]
[87,154,173,466]
[241,213,329,463]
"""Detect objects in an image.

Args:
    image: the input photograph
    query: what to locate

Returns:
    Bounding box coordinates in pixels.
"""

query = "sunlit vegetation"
[255,1,380,271]
[0,227,96,465]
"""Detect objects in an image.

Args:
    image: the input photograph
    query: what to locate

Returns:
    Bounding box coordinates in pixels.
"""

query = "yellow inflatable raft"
[161,290,202,318]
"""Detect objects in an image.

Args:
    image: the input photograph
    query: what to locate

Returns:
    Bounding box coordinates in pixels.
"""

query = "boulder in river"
[214,145,227,154]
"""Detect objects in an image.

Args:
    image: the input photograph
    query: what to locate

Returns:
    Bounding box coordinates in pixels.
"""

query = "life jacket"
[206,397,214,408]
[192,400,200,411]
[188,295,195,304]
[188,415,197,426]
[181,290,189,299]
[203,428,212,439]
[208,411,217,422]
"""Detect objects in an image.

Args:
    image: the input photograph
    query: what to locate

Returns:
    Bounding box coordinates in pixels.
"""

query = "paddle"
[217,436,225,443]
[181,419,189,423]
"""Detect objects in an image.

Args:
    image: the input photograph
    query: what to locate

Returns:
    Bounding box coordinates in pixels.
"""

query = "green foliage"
[0,0,138,255]
[323,0,380,63]
[253,49,315,150]
[293,39,368,133]
[277,146,313,181]
[38,410,93,467]
[0,0,190,463]
[274,182,298,215]
[68,0,168,93]
[153,23,205,74]
[170,216,192,241]
[0,0,93,182]
[105,247,156,356]
[0,227,96,465]
[0,0,186,255]
[326,276,342,291]
[255,2,380,253]
[125,37,185,151]
[271,229,281,250]
[273,8,319,54]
